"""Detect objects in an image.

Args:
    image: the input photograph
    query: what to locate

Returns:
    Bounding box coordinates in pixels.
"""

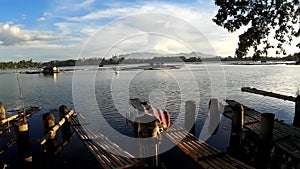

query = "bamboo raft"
[70,114,146,169]
[163,125,254,169]
[224,99,300,160]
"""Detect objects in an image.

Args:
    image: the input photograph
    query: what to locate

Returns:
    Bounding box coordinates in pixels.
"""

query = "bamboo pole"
[0,114,19,125]
[0,107,42,125]
[40,109,75,145]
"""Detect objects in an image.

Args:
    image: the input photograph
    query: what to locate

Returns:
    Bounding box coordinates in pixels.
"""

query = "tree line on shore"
[0,53,299,69]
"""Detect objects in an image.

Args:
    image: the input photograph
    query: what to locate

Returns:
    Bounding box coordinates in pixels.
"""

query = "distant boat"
[41,66,60,75]
[23,69,41,74]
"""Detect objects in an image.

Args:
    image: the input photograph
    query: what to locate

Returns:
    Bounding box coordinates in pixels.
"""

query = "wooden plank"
[90,142,117,169]
[275,135,300,160]
[222,155,255,169]
[164,125,253,169]
[95,144,122,168]
[207,157,235,169]
[86,143,112,169]
[176,132,219,158]
[70,115,145,169]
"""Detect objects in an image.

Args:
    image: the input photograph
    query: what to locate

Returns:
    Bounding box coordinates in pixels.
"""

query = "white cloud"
[8,1,297,61]
[0,23,72,46]
[37,12,52,22]
[0,38,84,62]
[60,1,238,57]
[21,14,26,20]
[77,0,95,9]
[78,13,221,59]
[153,38,188,53]
[0,1,241,61]
[37,17,46,22]
[0,23,31,45]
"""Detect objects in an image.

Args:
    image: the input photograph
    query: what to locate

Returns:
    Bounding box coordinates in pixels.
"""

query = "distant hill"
[1,51,299,70]
[119,51,217,59]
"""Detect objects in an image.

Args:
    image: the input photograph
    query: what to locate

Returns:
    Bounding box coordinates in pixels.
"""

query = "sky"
[0,0,298,62]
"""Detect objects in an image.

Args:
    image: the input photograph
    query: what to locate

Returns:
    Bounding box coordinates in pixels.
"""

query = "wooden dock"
[70,114,146,169]
[224,99,300,160]
[163,125,254,169]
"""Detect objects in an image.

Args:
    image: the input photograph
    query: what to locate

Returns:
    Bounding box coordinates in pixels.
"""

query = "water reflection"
[0,64,299,153]
[53,73,58,83]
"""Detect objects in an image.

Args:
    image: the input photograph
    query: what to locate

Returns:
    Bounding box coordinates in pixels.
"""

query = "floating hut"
[41,66,60,75]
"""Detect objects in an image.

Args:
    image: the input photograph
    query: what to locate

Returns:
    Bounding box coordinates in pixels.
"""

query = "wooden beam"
[241,87,296,102]
[0,106,42,125]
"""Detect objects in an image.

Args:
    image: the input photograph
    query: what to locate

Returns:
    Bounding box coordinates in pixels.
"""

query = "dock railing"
[241,87,300,127]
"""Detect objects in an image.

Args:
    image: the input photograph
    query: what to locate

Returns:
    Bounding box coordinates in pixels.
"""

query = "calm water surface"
[0,63,299,167]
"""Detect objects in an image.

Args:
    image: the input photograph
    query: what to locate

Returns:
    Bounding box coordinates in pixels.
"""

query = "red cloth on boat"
[142,104,170,128]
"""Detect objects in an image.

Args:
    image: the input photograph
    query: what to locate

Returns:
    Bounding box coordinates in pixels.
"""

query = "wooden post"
[260,113,275,143]
[257,112,275,168]
[42,113,56,140]
[0,102,6,120]
[40,109,75,145]
[15,122,32,163]
[185,100,196,136]
[42,112,58,159]
[228,104,244,153]
[293,95,300,128]
[228,131,242,151]
[231,104,244,132]
[208,98,221,135]
[155,143,159,167]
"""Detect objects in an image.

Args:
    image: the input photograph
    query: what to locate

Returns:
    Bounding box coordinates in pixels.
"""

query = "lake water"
[0,63,299,167]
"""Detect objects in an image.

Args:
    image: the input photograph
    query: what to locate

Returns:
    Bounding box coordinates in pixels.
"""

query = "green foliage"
[213,0,300,60]
[41,59,76,67]
[0,60,41,69]
[178,56,202,62]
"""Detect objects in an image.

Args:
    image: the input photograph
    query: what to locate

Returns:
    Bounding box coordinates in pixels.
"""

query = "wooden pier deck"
[224,99,300,160]
[70,114,145,169]
[163,125,254,169]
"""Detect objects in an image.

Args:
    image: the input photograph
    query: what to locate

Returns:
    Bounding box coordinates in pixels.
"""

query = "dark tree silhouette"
[213,0,300,60]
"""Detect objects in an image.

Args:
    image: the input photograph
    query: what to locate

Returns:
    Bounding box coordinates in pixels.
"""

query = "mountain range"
[118,51,217,59]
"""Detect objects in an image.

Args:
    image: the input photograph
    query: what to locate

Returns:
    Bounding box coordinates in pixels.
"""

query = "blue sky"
[0,0,298,62]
